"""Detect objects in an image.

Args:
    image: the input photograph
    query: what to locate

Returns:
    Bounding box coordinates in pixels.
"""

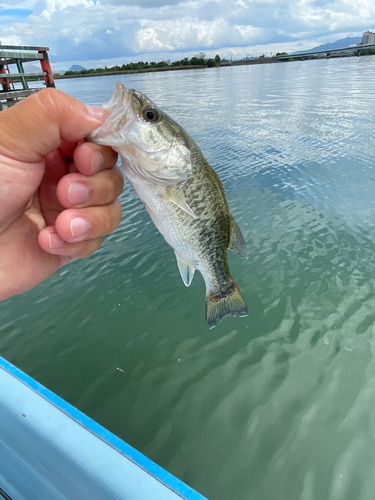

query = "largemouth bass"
[89,82,248,328]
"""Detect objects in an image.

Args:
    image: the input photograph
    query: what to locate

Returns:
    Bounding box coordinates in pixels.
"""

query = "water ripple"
[2,58,375,499]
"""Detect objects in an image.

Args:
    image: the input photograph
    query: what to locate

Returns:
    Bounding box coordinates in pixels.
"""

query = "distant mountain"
[294,36,362,54]
[68,64,87,71]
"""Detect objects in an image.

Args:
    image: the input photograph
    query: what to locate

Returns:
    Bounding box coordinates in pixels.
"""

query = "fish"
[88,81,248,328]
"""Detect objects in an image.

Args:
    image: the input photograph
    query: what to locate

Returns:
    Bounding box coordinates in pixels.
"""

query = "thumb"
[0,88,109,162]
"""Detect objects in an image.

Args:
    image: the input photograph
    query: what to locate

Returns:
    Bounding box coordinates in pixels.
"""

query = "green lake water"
[2,57,375,499]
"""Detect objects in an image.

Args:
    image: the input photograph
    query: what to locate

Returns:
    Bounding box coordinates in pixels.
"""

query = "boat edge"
[0,355,208,500]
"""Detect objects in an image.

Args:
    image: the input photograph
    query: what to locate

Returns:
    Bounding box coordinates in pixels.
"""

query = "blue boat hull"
[0,356,207,500]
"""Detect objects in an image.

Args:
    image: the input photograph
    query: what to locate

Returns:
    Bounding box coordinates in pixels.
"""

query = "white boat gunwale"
[0,355,208,500]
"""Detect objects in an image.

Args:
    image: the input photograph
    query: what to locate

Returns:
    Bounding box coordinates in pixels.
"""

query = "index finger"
[0,88,111,163]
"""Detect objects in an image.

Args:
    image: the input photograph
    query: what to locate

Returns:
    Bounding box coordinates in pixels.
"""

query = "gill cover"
[88,81,192,186]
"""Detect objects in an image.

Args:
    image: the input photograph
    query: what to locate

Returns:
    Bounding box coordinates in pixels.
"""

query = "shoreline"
[43,51,375,82]
[53,59,286,80]
[53,64,207,80]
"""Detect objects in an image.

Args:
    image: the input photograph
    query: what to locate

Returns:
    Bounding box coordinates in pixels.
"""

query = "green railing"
[0,45,54,101]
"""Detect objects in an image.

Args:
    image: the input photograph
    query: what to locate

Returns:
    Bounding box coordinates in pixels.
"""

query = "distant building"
[361,30,375,45]
[220,58,232,66]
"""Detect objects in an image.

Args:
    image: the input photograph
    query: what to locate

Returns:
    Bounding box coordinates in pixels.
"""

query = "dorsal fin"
[228,217,248,259]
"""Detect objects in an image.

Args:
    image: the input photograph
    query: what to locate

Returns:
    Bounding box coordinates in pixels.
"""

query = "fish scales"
[89,82,248,328]
[175,141,232,284]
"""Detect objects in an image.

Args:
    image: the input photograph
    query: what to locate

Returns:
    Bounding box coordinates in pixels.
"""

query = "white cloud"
[33,0,94,16]
[0,0,373,66]
[136,26,174,52]
[135,17,254,52]
[1,0,35,7]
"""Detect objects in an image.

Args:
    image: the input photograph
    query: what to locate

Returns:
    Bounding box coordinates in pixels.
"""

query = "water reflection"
[1,57,375,499]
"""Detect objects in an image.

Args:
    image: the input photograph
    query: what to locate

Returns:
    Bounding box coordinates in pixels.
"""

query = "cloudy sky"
[0,0,374,70]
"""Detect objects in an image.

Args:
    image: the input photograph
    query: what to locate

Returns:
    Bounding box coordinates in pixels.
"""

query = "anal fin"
[174,250,195,287]
[229,217,248,259]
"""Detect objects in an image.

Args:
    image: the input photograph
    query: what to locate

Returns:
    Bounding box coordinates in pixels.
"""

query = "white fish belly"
[124,169,211,279]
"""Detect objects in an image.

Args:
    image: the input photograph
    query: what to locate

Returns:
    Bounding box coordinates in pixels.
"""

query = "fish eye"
[143,108,160,122]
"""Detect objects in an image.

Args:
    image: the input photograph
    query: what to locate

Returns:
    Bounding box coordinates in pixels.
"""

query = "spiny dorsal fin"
[174,250,195,286]
[161,187,198,219]
[228,217,248,259]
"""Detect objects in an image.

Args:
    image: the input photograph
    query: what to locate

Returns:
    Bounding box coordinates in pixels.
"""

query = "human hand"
[0,88,123,302]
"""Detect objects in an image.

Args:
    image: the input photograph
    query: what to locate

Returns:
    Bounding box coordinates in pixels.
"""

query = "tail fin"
[205,282,248,329]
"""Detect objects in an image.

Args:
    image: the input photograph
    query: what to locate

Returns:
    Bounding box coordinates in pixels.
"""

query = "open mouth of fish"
[88,81,134,146]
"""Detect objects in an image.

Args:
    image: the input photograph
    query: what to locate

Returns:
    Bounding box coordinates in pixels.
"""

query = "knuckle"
[106,200,122,234]
[96,169,122,204]
[71,237,104,259]
[113,199,123,226]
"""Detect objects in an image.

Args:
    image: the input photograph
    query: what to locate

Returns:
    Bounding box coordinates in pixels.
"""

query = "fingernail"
[86,105,109,121]
[68,183,89,205]
[70,217,90,240]
[91,151,104,173]
[49,232,64,250]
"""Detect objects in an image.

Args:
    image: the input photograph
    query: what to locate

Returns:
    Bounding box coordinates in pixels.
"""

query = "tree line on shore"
[62,47,375,77]
[64,54,222,76]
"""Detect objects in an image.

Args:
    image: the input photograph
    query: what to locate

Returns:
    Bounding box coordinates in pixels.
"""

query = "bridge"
[278,43,375,61]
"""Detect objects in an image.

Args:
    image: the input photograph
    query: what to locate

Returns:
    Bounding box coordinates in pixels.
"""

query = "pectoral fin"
[161,187,198,219]
[228,217,248,259]
[174,250,195,286]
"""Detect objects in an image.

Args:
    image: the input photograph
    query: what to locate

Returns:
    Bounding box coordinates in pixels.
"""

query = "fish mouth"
[87,81,134,146]
[103,80,132,114]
